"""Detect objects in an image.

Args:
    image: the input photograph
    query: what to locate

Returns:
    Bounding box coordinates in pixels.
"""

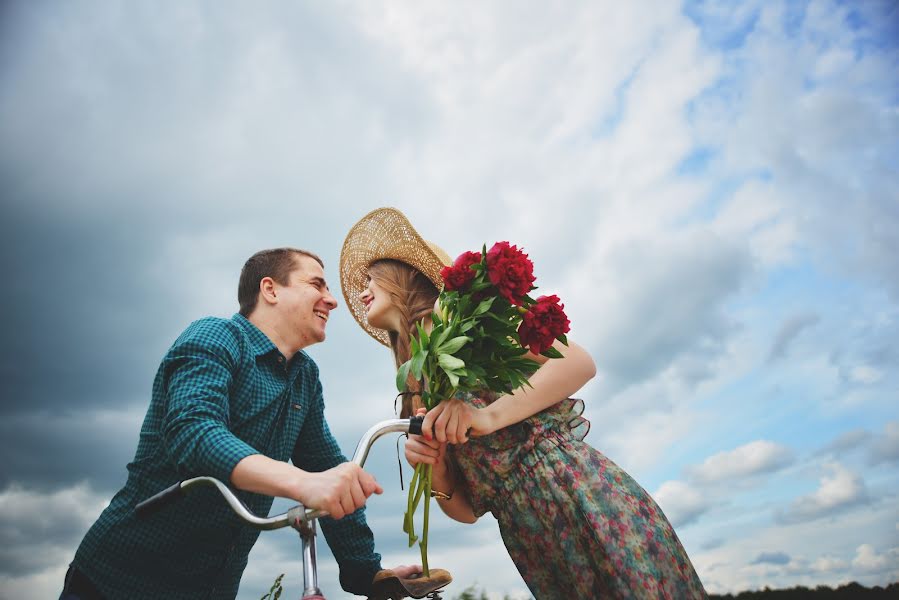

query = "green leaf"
[438,335,471,355]
[430,327,449,350]
[541,346,564,359]
[416,321,430,348]
[396,360,412,391]
[471,279,492,292]
[472,297,495,316]
[411,350,428,380]
[438,353,465,371]
[558,333,569,346]
[445,369,460,388]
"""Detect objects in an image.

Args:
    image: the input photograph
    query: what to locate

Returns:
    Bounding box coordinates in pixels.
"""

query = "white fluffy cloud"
[654,480,715,528]
[777,463,868,524]
[690,440,794,483]
[851,544,898,576]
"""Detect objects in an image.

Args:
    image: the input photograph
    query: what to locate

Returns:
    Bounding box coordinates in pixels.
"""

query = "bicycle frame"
[136,416,423,599]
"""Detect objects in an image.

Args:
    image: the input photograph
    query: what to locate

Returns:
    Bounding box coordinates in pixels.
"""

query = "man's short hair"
[238,248,324,316]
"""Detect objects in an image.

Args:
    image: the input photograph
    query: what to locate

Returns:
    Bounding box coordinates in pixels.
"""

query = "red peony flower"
[518,294,570,354]
[485,241,535,304]
[441,250,481,291]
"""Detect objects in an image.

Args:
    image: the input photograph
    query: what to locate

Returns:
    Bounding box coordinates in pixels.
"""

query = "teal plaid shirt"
[72,314,381,599]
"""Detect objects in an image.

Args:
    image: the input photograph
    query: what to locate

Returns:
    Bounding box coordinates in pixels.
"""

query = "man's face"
[275,255,338,349]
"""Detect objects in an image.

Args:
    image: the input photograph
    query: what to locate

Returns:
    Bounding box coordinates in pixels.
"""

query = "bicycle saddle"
[369,568,452,600]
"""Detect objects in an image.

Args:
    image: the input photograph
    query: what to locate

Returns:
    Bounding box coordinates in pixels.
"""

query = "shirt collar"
[231,313,309,365]
[232,313,279,357]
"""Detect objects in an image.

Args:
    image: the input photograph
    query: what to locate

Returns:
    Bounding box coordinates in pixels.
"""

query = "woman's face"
[360,275,401,332]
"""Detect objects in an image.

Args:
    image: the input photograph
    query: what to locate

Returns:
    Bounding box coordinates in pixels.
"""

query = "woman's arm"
[422,338,596,443]
[482,338,596,432]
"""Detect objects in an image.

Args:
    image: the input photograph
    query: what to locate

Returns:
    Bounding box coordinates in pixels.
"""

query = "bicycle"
[135,415,452,600]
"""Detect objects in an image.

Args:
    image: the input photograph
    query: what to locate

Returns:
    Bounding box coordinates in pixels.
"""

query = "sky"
[0,1,897,598]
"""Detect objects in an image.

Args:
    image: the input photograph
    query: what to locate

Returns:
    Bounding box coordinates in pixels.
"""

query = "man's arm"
[230,454,382,520]
[159,322,259,483]
[161,321,382,517]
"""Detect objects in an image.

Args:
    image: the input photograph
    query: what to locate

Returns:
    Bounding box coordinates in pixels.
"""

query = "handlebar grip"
[135,482,184,518]
[409,415,424,436]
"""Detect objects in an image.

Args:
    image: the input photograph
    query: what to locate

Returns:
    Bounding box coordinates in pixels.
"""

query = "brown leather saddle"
[368,568,452,600]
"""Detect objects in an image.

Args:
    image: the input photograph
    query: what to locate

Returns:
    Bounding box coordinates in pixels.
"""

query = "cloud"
[0,483,108,576]
[0,408,144,492]
[851,544,899,576]
[818,428,870,457]
[653,480,715,528]
[768,313,820,362]
[586,229,752,391]
[752,551,790,566]
[809,556,849,574]
[849,365,884,385]
[816,422,899,466]
[689,440,794,483]
[868,421,899,466]
[1,1,897,597]
[693,0,899,301]
[777,463,868,524]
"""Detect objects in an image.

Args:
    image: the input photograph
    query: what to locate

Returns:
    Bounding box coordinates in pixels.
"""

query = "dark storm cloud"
[0,408,142,492]
[0,203,182,412]
[0,0,432,495]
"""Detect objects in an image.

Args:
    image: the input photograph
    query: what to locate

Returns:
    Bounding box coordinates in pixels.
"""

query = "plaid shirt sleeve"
[293,378,383,595]
[160,321,259,482]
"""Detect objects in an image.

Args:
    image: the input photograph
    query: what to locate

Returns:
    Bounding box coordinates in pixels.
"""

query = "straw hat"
[339,207,452,346]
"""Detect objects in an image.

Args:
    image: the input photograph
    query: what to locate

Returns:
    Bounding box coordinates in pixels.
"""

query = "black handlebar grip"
[134,482,185,518]
[409,415,424,436]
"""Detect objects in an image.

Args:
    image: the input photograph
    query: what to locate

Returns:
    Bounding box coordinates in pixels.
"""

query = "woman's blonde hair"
[367,259,440,417]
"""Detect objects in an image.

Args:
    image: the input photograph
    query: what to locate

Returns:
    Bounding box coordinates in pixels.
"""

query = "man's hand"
[295,462,383,519]
[231,454,382,519]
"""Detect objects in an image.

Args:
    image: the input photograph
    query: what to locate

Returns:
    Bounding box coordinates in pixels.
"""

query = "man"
[61,248,416,599]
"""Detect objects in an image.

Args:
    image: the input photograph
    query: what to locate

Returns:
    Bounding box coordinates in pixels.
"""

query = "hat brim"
[339,207,452,346]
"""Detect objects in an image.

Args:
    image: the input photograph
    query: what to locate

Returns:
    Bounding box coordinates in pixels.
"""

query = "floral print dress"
[448,393,707,599]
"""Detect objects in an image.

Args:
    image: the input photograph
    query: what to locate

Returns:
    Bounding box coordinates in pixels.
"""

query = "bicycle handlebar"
[135,415,424,528]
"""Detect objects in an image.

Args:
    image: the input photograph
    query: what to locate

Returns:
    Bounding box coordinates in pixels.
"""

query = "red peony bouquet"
[398,241,570,574]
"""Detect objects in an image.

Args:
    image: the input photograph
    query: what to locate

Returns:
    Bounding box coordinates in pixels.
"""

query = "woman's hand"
[404,434,446,467]
[405,409,448,472]
[422,397,494,444]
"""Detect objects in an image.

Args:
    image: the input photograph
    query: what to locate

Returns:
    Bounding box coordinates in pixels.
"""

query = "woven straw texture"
[340,207,452,346]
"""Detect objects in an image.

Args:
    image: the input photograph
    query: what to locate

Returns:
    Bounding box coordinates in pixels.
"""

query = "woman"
[340,208,707,599]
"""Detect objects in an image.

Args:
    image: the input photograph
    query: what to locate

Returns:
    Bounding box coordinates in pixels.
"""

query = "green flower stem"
[421,463,432,576]
[405,464,428,545]
[403,465,419,536]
